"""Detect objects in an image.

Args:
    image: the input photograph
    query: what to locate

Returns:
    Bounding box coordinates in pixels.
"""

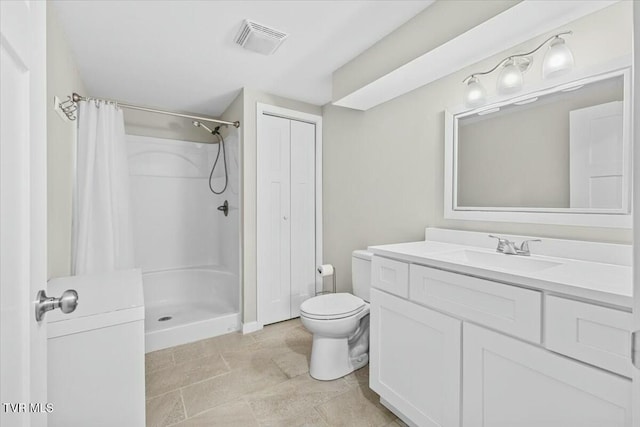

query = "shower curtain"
[72,100,135,275]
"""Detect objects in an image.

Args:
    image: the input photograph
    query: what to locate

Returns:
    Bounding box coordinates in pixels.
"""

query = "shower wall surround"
[322,1,633,293]
[127,134,239,273]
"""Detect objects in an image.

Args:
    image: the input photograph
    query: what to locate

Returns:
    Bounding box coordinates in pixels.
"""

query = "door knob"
[283,216,288,220]
[35,289,79,322]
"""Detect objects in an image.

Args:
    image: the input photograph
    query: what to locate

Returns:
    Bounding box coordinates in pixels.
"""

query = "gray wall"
[332,0,520,101]
[47,6,87,279]
[323,2,633,293]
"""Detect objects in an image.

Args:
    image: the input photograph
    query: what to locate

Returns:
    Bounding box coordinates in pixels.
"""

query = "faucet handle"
[518,239,541,255]
[489,235,509,252]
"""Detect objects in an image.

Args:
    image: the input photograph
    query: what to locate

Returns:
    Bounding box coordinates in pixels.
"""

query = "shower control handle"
[217,200,229,217]
[35,289,79,322]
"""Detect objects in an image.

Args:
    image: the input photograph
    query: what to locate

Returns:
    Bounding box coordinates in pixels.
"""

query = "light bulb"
[463,76,487,108]
[496,59,523,95]
[542,37,574,79]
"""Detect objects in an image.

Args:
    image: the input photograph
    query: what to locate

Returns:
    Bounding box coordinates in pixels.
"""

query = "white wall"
[323,2,633,293]
[47,6,87,279]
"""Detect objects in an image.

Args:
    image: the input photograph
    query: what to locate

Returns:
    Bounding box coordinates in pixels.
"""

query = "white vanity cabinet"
[370,288,462,427]
[369,254,633,427]
[463,323,632,427]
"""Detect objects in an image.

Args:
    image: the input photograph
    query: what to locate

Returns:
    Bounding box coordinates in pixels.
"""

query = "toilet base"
[309,335,368,380]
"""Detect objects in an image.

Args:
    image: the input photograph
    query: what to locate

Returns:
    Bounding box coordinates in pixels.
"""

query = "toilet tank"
[352,250,373,302]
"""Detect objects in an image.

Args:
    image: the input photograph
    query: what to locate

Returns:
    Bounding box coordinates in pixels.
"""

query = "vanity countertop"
[368,240,632,309]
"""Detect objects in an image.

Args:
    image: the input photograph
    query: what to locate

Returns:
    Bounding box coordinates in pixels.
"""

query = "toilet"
[300,250,372,380]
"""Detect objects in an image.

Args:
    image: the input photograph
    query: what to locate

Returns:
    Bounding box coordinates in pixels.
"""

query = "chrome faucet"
[489,235,541,256]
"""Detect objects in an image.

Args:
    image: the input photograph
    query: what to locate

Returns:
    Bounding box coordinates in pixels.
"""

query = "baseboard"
[242,321,263,334]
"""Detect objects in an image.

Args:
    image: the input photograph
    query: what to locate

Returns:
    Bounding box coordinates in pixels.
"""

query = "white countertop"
[368,240,633,309]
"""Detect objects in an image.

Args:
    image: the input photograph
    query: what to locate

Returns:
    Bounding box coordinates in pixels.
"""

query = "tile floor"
[145,318,406,427]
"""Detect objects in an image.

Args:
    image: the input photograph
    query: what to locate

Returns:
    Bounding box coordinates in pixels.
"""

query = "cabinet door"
[463,323,632,427]
[370,289,461,427]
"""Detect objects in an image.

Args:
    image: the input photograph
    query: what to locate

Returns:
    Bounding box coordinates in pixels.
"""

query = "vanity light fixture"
[462,31,574,108]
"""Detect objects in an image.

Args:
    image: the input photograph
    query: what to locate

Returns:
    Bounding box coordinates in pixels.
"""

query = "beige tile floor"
[145,318,406,427]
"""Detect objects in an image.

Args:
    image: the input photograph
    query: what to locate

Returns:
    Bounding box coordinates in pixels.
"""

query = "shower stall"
[127,130,241,352]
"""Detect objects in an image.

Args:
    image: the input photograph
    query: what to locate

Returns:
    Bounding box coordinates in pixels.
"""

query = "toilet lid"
[300,293,366,320]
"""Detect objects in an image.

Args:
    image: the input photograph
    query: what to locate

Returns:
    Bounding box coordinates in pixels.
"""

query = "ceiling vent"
[234,19,288,55]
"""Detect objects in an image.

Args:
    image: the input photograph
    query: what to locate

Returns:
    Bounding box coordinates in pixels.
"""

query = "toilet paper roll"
[317,264,334,277]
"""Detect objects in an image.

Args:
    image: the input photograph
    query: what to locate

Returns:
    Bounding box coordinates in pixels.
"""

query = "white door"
[369,289,461,427]
[0,1,48,426]
[463,323,631,427]
[289,120,316,317]
[258,115,291,325]
[569,101,624,209]
[257,114,316,325]
[632,3,640,425]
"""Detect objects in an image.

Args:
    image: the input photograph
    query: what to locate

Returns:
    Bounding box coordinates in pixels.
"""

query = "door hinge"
[632,330,640,370]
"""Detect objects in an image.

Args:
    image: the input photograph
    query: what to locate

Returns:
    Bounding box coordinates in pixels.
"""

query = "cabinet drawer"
[371,256,409,298]
[410,264,541,342]
[545,296,632,377]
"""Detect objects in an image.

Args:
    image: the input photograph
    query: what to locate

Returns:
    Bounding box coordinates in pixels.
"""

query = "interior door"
[0,1,48,426]
[257,114,292,325]
[569,101,624,209]
[289,120,316,317]
[257,113,316,325]
[632,3,640,425]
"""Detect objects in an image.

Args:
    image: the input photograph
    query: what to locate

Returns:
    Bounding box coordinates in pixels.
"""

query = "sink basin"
[434,249,562,273]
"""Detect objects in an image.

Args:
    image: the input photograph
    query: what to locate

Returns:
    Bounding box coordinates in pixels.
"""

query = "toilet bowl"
[300,250,372,380]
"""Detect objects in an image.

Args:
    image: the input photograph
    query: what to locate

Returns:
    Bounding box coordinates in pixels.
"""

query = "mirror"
[445,66,632,228]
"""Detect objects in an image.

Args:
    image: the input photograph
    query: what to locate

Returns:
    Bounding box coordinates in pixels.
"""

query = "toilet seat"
[300,293,366,320]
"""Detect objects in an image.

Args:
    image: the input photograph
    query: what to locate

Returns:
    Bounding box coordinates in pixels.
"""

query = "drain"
[158,316,172,322]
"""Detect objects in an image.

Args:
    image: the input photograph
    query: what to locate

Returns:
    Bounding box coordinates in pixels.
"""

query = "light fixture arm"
[462,31,573,83]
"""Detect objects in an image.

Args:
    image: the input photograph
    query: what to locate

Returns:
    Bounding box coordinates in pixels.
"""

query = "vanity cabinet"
[370,288,461,427]
[369,254,633,427]
[463,323,632,427]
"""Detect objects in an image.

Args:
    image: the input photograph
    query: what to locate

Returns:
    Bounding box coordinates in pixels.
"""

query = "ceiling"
[52,1,432,117]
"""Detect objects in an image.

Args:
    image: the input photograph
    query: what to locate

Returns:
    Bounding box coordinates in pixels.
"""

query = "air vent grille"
[234,19,288,55]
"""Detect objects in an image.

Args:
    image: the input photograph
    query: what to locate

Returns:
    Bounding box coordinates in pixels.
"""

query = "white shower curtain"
[72,100,135,275]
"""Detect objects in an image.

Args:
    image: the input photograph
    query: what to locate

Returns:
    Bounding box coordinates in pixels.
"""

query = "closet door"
[258,115,292,325]
[290,120,316,316]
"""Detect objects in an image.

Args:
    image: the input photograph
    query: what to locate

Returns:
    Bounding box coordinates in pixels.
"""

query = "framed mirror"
[444,62,632,228]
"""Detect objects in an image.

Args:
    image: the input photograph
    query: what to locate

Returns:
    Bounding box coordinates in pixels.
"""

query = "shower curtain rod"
[69,93,241,128]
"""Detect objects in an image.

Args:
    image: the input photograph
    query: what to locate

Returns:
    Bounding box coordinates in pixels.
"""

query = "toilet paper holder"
[316,265,336,296]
